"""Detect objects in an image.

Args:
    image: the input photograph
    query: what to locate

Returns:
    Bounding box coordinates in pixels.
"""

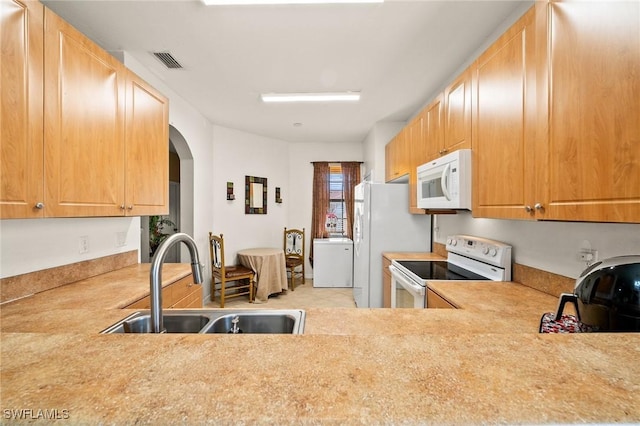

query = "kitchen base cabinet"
[426,288,456,309]
[382,256,392,308]
[126,275,202,309]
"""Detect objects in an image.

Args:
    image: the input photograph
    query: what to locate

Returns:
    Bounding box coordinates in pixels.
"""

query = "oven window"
[394,284,425,308]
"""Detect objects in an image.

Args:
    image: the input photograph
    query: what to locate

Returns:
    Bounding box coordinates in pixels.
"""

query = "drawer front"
[172,285,202,308]
[168,275,196,304]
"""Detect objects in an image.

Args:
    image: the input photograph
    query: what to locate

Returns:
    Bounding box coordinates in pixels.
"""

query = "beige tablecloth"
[237,248,288,302]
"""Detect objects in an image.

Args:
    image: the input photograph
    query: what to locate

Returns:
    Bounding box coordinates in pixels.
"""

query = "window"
[328,163,346,236]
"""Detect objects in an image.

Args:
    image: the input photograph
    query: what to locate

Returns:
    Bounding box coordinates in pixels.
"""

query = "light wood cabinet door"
[125,274,202,309]
[124,70,169,216]
[536,1,640,223]
[43,7,126,217]
[384,138,395,183]
[407,113,424,213]
[422,94,444,163]
[1,0,44,218]
[442,69,471,155]
[385,128,411,182]
[472,7,537,220]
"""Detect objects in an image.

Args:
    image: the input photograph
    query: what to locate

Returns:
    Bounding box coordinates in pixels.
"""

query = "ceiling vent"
[152,51,183,69]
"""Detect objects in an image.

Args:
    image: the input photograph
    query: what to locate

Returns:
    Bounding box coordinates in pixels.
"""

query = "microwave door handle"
[441,163,452,200]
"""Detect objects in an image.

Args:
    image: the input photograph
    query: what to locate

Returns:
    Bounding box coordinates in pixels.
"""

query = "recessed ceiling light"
[203,0,381,4]
[261,92,361,103]
[293,122,303,127]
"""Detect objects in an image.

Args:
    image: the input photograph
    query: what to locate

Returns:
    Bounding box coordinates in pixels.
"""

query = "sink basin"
[101,309,305,334]
[204,311,303,334]
[101,312,211,334]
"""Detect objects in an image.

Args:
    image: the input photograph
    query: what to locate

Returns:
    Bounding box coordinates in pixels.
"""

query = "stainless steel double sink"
[101,309,305,334]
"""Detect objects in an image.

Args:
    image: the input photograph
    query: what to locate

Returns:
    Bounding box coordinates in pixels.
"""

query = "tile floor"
[204,279,356,309]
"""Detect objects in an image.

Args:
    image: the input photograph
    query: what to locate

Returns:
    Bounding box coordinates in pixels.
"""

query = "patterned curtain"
[341,162,361,241]
[309,162,330,266]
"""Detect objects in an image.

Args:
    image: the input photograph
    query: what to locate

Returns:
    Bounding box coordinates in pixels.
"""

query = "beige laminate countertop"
[1,262,639,424]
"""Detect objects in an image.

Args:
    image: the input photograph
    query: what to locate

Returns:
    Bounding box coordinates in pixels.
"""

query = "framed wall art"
[245,176,267,214]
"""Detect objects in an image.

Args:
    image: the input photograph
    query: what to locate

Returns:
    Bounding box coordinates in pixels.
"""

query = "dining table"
[236,247,288,302]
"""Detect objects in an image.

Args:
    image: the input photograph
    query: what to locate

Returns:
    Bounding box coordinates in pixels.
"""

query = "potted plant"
[149,215,176,258]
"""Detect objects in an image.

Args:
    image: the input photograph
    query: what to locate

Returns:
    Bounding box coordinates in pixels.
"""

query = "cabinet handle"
[120,205,126,210]
[35,202,44,209]
[127,205,133,210]
[524,205,533,213]
[534,203,544,211]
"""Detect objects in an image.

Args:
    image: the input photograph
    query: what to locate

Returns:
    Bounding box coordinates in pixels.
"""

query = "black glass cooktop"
[396,260,489,281]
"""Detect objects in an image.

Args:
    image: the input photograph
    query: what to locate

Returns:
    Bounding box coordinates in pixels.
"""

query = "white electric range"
[389,235,512,308]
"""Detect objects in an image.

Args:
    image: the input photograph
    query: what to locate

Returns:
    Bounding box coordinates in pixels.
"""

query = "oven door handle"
[389,265,426,296]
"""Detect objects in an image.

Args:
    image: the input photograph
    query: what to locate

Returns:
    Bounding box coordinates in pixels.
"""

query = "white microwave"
[417,149,471,210]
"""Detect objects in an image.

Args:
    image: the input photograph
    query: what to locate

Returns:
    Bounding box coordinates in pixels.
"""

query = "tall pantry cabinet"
[1,1,169,219]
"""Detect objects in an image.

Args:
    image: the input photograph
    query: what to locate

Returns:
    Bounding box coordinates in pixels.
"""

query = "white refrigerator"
[352,182,431,308]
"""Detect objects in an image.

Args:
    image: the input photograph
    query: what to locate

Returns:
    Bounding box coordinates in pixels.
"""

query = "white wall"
[0,52,216,286]
[434,211,640,279]
[211,125,289,263]
[0,217,140,278]
[288,142,364,277]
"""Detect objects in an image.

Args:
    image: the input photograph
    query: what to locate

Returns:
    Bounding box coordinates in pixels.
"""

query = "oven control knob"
[482,247,489,255]
[489,248,498,257]
[450,239,457,246]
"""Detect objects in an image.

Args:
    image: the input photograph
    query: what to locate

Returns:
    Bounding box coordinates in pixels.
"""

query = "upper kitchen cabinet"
[406,112,425,213]
[124,70,169,216]
[442,69,471,156]
[1,0,44,219]
[420,70,470,164]
[471,6,538,220]
[385,127,411,182]
[43,7,127,217]
[534,1,640,223]
[421,94,444,164]
[2,6,169,218]
[473,2,640,223]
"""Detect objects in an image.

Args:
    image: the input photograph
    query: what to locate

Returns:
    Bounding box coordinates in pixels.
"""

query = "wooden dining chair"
[283,227,305,291]
[209,233,255,308]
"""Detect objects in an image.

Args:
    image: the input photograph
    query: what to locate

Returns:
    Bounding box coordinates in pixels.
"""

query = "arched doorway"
[141,125,195,263]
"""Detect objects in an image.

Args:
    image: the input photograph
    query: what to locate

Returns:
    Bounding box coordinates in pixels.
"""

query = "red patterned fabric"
[539,312,594,333]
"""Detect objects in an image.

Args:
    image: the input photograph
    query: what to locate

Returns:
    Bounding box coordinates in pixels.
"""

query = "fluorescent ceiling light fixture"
[261,92,361,103]
[204,0,381,4]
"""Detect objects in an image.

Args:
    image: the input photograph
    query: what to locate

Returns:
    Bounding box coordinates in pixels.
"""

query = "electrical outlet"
[79,236,89,254]
[116,232,126,247]
[577,249,598,264]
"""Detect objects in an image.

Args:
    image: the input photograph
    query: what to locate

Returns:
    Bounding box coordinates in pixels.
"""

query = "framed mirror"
[245,176,267,214]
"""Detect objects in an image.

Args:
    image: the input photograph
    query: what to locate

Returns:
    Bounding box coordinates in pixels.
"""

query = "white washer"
[313,238,353,288]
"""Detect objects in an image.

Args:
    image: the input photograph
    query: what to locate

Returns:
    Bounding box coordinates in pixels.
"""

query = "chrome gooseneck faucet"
[150,233,204,333]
